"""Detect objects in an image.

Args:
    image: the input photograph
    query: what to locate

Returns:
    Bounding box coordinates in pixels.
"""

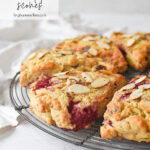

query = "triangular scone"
[29,70,126,131]
[54,34,127,73]
[101,75,150,142]
[111,32,150,72]
[20,34,127,88]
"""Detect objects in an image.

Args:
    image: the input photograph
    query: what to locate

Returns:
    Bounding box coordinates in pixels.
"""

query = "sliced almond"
[121,83,135,90]
[102,38,111,43]
[76,53,85,59]
[28,52,36,59]
[37,52,46,58]
[58,50,73,55]
[91,77,109,88]
[126,38,135,47]
[134,35,141,40]
[88,48,98,56]
[138,84,150,90]
[135,76,146,84]
[96,41,110,50]
[68,84,90,94]
[54,71,69,76]
[122,33,133,38]
[130,89,143,100]
[83,36,95,41]
[69,76,80,81]
[81,72,93,82]
[57,75,68,79]
[94,35,102,39]
[52,53,62,57]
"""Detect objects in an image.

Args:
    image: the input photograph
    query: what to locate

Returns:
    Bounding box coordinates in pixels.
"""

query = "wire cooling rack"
[9,71,150,150]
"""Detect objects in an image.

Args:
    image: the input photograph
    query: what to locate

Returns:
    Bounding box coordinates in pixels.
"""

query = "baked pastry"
[54,34,127,73]
[29,70,126,131]
[111,32,150,72]
[100,75,150,142]
[20,34,127,87]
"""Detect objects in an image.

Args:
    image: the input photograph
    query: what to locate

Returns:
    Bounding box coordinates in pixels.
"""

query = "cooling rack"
[9,70,150,150]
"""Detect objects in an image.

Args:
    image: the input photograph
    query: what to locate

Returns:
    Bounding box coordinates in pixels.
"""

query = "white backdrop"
[60,0,150,14]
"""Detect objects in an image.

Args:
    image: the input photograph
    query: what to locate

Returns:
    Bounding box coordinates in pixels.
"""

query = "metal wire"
[9,71,150,150]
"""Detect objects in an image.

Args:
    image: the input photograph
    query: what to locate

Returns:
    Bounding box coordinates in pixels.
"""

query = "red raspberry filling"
[120,92,131,101]
[145,81,150,84]
[129,78,147,88]
[103,119,113,127]
[66,101,98,131]
[35,77,59,90]
[135,82,144,88]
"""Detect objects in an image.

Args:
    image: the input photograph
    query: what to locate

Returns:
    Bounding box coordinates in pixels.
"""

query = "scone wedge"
[54,34,127,73]
[29,70,126,131]
[111,32,150,72]
[20,34,127,88]
[101,75,150,142]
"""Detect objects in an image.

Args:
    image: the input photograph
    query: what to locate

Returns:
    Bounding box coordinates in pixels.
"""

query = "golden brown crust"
[54,34,127,73]
[29,70,126,131]
[20,34,127,87]
[111,32,150,72]
[100,75,150,142]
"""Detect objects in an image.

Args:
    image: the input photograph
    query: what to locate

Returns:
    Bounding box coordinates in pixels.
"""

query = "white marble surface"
[0,12,150,150]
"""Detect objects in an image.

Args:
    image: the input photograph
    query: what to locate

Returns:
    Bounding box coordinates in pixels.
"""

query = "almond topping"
[138,84,150,90]
[130,89,143,100]
[135,76,146,84]
[134,35,141,40]
[83,36,95,41]
[68,84,90,94]
[57,75,68,79]
[53,53,62,57]
[94,35,102,39]
[91,77,109,88]
[76,53,85,59]
[126,38,135,47]
[54,71,69,76]
[69,76,80,81]
[58,50,72,55]
[102,38,111,43]
[121,83,135,90]
[122,33,133,38]
[37,52,46,58]
[88,48,98,56]
[96,41,110,50]
[28,52,36,59]
[81,72,93,82]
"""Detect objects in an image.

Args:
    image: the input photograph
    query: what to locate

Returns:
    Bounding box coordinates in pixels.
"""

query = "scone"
[111,32,150,72]
[20,34,127,87]
[29,70,126,131]
[54,34,127,73]
[100,75,150,142]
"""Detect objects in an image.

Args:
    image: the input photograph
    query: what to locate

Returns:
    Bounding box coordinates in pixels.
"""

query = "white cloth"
[0,14,150,150]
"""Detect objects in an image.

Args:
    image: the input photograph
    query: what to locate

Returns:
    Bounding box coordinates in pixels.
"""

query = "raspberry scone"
[29,70,126,131]
[54,34,127,73]
[111,32,150,72]
[101,75,150,142]
[20,34,127,88]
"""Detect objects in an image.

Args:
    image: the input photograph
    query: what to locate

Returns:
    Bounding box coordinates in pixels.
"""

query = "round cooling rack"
[9,70,150,150]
